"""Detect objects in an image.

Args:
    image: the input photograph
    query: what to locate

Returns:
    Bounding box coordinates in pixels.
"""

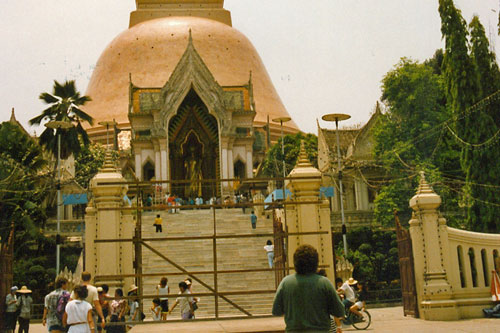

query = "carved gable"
[160,32,231,135]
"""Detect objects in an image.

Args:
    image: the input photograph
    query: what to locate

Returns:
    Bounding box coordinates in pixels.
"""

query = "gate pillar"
[286,142,334,280]
[409,172,458,320]
[85,151,134,290]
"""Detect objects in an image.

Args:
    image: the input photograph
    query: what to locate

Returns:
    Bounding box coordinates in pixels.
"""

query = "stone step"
[140,208,277,317]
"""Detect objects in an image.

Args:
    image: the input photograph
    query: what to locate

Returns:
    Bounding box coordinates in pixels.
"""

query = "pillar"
[160,139,168,189]
[154,143,161,181]
[286,141,335,281]
[409,172,458,320]
[246,149,253,178]
[85,151,134,291]
[135,150,142,180]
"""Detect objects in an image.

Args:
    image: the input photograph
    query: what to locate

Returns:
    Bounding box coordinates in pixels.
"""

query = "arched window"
[143,160,155,182]
[468,248,478,287]
[457,246,466,288]
[481,249,489,287]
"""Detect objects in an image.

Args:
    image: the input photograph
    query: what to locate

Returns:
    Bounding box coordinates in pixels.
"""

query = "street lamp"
[322,113,351,256]
[98,120,117,150]
[45,120,74,275]
[271,117,292,180]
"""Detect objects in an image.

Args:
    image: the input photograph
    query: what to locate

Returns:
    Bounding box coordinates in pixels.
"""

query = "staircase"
[140,208,276,319]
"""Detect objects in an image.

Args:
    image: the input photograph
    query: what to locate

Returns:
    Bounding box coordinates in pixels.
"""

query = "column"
[135,152,142,180]
[228,149,234,178]
[160,139,168,190]
[155,148,161,181]
[246,150,253,178]
[409,172,457,320]
[287,142,335,280]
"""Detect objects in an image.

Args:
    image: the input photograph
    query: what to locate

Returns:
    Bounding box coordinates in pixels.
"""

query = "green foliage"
[0,122,49,242]
[439,1,500,232]
[335,227,400,284]
[262,133,317,177]
[29,80,93,159]
[75,142,111,188]
[373,58,457,227]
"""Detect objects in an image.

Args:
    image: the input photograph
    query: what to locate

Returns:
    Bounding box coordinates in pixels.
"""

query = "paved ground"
[27,306,500,332]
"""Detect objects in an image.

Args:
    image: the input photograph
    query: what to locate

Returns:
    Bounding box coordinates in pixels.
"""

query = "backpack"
[55,291,71,321]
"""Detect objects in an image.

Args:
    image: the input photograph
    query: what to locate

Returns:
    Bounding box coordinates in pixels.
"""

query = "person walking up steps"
[250,211,257,229]
[264,240,274,268]
[154,214,163,233]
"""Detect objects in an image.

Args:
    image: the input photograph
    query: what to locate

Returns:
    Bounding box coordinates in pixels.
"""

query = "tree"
[373,57,457,226]
[261,133,317,177]
[29,80,93,159]
[75,143,118,188]
[0,122,49,242]
[439,1,500,232]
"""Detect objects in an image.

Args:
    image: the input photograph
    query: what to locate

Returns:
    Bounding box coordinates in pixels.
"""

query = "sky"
[1,0,500,135]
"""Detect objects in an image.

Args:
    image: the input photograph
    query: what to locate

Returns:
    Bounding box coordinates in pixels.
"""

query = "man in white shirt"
[336,277,357,313]
[70,271,105,332]
[168,281,194,320]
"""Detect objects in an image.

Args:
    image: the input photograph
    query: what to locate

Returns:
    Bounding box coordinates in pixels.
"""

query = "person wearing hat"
[5,286,18,333]
[336,277,357,315]
[127,284,140,329]
[16,286,33,333]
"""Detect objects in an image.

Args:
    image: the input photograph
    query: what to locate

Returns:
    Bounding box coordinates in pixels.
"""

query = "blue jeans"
[267,251,274,268]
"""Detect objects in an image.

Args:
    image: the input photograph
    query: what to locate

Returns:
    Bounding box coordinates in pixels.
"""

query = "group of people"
[272,244,368,333]
[151,277,198,321]
[4,286,33,333]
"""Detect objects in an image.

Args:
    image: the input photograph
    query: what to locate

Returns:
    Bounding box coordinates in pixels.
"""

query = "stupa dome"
[83,6,299,139]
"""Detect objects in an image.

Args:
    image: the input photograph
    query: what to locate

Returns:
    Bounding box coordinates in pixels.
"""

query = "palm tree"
[29,80,93,159]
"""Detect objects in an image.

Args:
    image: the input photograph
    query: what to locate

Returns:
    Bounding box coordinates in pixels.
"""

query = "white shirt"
[157,285,169,301]
[340,282,356,302]
[264,245,274,253]
[65,300,92,333]
[176,290,193,315]
[152,305,161,321]
[70,285,98,308]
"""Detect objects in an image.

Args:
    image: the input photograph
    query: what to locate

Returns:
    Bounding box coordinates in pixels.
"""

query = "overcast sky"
[1,0,499,135]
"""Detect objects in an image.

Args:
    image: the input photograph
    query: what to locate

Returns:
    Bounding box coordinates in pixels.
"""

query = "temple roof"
[83,15,299,137]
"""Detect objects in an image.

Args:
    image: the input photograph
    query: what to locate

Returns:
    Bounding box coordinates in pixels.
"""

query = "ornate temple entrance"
[168,89,219,199]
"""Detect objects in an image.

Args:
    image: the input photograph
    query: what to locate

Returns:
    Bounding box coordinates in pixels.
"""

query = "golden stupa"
[83,0,299,140]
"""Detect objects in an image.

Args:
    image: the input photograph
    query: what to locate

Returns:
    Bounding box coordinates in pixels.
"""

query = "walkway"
[28,306,500,332]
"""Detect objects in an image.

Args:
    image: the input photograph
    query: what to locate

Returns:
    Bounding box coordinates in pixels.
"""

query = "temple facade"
[130,33,256,196]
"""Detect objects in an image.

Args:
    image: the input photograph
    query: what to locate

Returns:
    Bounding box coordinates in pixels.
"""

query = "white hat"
[10,286,18,292]
[128,284,138,293]
[347,278,358,285]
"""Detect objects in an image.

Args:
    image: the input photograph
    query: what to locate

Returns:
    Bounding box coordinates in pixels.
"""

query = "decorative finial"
[295,140,313,168]
[188,29,193,44]
[10,107,16,122]
[416,171,434,195]
[100,150,118,173]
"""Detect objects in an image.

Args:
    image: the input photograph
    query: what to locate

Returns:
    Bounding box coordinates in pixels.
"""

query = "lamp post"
[271,117,292,180]
[45,120,74,275]
[321,113,351,256]
[98,120,117,150]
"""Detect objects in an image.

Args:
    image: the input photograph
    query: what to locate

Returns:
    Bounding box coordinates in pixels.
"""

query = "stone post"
[409,172,458,320]
[85,151,134,290]
[286,141,335,280]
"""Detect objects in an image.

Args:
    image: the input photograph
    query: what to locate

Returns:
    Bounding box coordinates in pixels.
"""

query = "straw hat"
[185,280,192,286]
[347,278,358,286]
[128,284,138,293]
[17,286,32,294]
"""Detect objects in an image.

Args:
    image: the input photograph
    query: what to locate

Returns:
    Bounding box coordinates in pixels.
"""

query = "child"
[154,214,163,233]
[151,298,161,321]
[264,240,274,268]
[156,277,169,321]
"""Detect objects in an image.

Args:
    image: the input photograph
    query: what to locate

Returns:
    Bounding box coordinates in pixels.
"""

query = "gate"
[273,209,286,287]
[394,210,419,317]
